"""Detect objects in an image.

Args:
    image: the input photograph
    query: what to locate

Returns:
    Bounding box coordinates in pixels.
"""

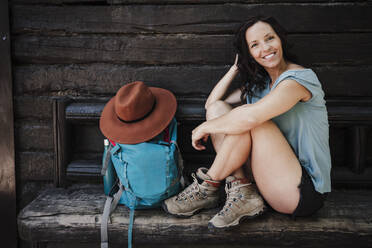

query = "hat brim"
[99,87,177,144]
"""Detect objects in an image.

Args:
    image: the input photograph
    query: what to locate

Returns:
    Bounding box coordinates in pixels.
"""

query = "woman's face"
[245,21,284,69]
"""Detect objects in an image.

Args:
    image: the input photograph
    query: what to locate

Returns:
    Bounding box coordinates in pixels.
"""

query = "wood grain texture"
[16,152,54,181]
[17,185,372,247]
[14,64,372,97]
[14,96,53,120]
[30,242,280,248]
[15,122,54,151]
[0,1,17,247]
[53,99,71,187]
[17,182,54,214]
[13,33,372,66]
[10,0,368,4]
[12,4,372,34]
[13,64,237,96]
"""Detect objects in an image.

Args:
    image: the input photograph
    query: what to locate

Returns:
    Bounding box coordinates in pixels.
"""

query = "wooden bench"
[17,96,372,247]
[17,185,372,248]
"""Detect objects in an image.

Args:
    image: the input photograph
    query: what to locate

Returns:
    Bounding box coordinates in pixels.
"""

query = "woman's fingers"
[192,133,207,150]
[234,53,239,65]
[191,125,209,150]
[192,139,206,151]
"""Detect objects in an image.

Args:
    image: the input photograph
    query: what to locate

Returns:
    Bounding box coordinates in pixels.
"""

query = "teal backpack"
[100,118,183,248]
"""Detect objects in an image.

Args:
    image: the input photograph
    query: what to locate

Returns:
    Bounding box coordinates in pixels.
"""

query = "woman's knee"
[250,120,277,137]
[206,100,232,120]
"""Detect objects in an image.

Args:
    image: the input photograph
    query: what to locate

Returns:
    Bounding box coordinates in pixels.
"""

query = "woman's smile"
[262,52,276,60]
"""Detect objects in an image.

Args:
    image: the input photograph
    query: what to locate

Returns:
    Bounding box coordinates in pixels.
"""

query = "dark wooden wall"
[10,0,372,210]
[1,1,17,247]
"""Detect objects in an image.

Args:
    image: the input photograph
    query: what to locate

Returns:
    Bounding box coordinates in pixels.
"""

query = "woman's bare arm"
[192,79,312,150]
[205,55,240,109]
[224,88,242,105]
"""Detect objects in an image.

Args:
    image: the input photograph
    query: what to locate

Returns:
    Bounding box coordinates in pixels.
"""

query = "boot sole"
[207,205,267,230]
[162,201,218,218]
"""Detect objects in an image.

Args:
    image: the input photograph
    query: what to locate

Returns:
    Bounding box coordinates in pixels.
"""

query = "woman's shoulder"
[275,66,322,93]
[287,63,305,71]
[283,64,311,76]
[281,64,317,81]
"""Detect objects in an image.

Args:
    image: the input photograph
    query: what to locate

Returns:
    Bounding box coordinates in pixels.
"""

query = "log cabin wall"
[10,0,372,211]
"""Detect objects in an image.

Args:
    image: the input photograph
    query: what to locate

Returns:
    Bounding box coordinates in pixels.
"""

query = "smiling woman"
[162,15,331,229]
[234,16,301,102]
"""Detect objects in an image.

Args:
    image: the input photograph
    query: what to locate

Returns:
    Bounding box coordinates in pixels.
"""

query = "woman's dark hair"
[234,16,297,103]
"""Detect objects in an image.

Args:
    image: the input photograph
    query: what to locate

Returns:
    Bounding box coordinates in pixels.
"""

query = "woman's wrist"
[230,64,239,73]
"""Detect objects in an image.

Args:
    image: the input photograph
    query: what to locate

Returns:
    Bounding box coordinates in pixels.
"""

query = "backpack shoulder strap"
[101,182,124,248]
[101,195,113,248]
[171,140,185,188]
[128,208,135,248]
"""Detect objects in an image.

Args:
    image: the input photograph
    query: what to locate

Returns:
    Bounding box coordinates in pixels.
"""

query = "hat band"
[117,100,156,124]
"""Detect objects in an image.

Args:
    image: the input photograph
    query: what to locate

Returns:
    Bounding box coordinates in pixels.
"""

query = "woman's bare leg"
[205,101,247,180]
[250,120,302,214]
[206,100,232,152]
[205,101,301,214]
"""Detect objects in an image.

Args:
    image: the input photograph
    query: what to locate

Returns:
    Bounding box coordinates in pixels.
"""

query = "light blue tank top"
[247,69,331,193]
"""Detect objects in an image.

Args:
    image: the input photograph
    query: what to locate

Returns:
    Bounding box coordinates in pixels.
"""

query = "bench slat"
[65,98,372,123]
[17,185,372,247]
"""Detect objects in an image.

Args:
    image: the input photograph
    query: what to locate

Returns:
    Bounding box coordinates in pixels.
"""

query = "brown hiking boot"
[162,167,220,217]
[208,176,265,229]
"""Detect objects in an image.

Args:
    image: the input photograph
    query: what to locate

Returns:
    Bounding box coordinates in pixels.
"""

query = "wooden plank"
[16,152,54,181]
[39,243,271,248]
[14,64,233,96]
[18,181,53,214]
[327,106,372,124]
[108,0,370,3]
[66,160,102,182]
[13,64,372,97]
[14,96,53,120]
[332,166,372,187]
[13,33,372,66]
[0,1,17,247]
[13,34,233,65]
[314,66,372,97]
[65,102,108,120]
[17,186,372,247]
[10,0,367,4]
[53,99,70,187]
[11,4,372,34]
[329,127,348,167]
[349,126,367,174]
[15,122,54,151]
[367,128,372,165]
[11,0,103,3]
[65,98,207,120]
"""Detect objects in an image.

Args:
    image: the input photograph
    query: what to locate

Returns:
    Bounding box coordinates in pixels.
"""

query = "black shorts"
[292,166,326,218]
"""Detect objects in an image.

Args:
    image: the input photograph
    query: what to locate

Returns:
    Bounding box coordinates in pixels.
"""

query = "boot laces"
[176,173,207,202]
[218,182,251,216]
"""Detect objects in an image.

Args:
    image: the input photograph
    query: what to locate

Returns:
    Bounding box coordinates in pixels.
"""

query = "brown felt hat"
[99,81,177,144]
